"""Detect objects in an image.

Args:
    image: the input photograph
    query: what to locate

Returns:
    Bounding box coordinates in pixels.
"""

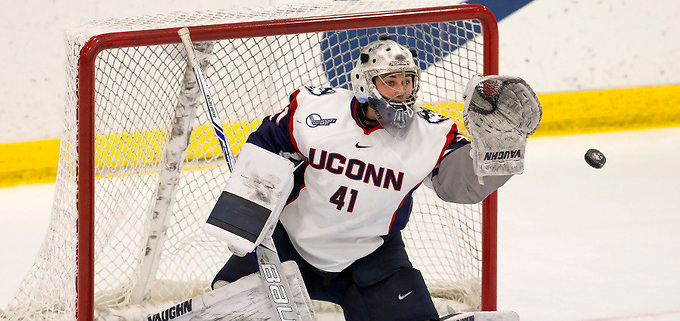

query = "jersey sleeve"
[426,129,511,204]
[421,121,469,178]
[246,89,302,162]
[435,129,470,174]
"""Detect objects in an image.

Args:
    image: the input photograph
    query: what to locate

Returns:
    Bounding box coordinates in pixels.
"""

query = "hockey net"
[2,1,499,320]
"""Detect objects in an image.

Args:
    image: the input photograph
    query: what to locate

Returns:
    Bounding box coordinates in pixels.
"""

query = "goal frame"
[76,4,499,320]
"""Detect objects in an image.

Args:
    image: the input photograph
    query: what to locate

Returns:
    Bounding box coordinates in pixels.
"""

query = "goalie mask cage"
[2,2,499,320]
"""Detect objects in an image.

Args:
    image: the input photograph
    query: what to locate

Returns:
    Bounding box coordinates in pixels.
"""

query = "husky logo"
[306,113,337,128]
[417,109,448,124]
[305,85,336,96]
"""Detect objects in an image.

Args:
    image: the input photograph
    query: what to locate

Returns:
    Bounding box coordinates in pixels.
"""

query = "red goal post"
[4,2,499,321]
[76,4,499,320]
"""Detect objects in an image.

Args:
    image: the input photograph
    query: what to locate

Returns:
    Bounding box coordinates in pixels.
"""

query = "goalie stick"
[178,27,304,321]
[177,27,236,172]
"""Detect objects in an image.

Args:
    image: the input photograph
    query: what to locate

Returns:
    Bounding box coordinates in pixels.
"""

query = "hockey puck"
[584,148,606,168]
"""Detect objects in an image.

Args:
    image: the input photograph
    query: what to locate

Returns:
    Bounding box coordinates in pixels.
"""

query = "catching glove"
[463,75,542,178]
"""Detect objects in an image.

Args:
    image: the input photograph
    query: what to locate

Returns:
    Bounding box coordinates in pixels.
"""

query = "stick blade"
[441,311,520,321]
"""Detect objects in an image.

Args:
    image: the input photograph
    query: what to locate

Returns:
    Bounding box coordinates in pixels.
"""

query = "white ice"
[2,128,679,321]
[497,128,680,321]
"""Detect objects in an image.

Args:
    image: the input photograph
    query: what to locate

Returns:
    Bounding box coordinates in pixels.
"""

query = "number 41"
[329,186,358,212]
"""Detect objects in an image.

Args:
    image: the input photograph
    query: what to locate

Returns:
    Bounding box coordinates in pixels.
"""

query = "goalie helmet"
[350,37,421,140]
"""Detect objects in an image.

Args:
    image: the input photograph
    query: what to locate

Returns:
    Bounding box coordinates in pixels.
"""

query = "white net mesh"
[2,1,495,320]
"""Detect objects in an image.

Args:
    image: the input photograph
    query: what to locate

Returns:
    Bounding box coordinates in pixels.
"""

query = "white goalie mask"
[351,37,421,140]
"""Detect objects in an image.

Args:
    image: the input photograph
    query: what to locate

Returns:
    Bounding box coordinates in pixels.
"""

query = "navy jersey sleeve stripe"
[245,89,301,156]
[438,123,470,162]
[246,117,297,155]
[428,123,470,178]
[386,182,421,235]
[286,89,303,154]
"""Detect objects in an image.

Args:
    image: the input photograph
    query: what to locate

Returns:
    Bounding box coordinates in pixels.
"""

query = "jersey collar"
[350,97,382,135]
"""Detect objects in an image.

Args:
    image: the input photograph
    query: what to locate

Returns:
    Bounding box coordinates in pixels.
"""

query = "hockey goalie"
[162,36,540,321]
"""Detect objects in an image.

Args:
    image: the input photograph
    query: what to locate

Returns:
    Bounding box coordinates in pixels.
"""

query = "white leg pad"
[98,261,316,321]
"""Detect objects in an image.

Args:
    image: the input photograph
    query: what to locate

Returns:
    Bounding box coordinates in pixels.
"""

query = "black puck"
[584,148,606,168]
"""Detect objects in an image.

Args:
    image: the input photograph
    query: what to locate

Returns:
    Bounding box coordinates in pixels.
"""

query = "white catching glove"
[463,75,542,178]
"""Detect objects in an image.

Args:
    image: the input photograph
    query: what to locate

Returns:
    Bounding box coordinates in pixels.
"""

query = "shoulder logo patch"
[417,109,448,124]
[306,113,337,128]
[304,85,336,96]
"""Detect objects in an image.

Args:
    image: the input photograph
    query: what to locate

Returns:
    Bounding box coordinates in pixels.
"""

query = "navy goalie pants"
[213,223,440,321]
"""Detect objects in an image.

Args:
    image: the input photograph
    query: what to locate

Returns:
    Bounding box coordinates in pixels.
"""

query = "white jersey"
[247,86,466,272]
